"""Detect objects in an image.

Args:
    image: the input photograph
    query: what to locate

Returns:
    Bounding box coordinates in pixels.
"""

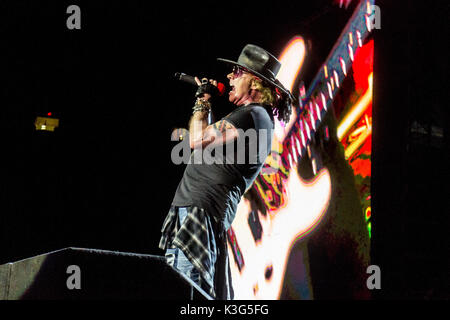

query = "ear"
[250,78,260,90]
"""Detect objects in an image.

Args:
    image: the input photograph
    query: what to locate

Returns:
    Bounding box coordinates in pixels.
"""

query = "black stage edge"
[0,247,212,300]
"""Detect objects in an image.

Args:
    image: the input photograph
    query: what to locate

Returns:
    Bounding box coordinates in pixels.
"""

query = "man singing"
[159,44,294,299]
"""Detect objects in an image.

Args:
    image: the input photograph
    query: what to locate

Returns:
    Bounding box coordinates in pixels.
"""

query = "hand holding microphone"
[174,72,226,100]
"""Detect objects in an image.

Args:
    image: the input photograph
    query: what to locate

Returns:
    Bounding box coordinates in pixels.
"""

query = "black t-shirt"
[171,103,274,230]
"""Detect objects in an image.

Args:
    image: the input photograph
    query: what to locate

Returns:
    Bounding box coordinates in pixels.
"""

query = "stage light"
[365,206,371,220]
[35,116,59,132]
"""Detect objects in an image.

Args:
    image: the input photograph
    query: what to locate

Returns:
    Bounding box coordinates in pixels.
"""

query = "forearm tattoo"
[212,120,233,135]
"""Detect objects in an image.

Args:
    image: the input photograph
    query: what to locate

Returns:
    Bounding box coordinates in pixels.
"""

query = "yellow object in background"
[34,116,59,132]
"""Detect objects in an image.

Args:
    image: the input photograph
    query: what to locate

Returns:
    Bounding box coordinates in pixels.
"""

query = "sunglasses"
[231,66,249,78]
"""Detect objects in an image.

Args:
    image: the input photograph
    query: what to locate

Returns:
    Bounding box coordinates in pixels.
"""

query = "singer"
[159,44,294,299]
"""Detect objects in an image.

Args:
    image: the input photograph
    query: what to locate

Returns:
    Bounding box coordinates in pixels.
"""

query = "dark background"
[0,0,448,299]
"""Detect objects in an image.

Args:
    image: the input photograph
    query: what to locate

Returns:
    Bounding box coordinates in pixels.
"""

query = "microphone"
[174,72,226,96]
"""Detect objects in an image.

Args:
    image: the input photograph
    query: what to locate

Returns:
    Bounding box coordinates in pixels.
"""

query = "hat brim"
[217,58,294,101]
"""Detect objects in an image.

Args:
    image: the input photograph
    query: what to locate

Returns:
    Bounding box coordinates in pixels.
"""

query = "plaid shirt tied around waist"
[159,205,233,299]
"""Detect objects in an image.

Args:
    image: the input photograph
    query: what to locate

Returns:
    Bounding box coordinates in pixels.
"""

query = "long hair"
[251,78,293,123]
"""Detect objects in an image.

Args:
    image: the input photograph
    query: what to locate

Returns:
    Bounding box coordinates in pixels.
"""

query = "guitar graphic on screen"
[227,0,375,299]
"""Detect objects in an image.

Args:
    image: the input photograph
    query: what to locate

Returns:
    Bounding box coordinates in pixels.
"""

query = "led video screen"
[227,0,374,299]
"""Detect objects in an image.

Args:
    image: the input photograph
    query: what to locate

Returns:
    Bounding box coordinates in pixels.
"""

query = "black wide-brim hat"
[217,44,294,101]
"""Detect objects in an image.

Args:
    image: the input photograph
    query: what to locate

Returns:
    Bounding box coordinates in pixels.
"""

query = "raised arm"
[190,118,239,149]
[188,77,239,149]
